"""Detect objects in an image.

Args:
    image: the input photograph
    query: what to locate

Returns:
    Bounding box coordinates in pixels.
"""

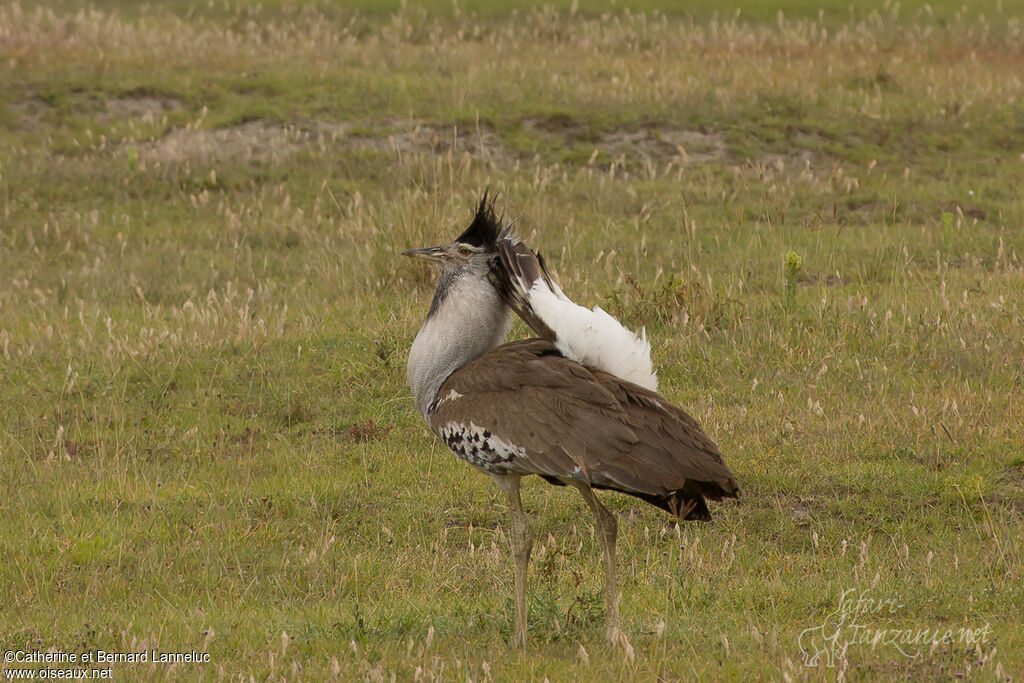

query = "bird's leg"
[570,481,621,642]
[492,473,532,648]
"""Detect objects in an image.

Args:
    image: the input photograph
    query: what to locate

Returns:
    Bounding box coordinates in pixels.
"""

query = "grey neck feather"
[407,271,512,419]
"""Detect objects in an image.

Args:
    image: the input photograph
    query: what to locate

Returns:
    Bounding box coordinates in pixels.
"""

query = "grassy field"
[1,1,1023,680]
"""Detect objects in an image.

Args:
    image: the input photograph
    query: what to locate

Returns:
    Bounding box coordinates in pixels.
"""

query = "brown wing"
[428,338,739,521]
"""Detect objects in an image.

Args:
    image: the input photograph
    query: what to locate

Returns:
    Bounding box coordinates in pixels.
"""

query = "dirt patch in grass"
[134,118,514,166]
[113,110,735,168]
[760,150,817,175]
[599,128,727,165]
[103,94,183,120]
[6,99,50,130]
[732,148,837,188]
[129,115,841,173]
[137,121,313,163]
[345,119,514,167]
[9,92,184,129]
[521,114,728,165]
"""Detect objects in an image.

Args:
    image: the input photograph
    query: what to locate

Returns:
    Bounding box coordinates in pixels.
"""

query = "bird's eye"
[458,245,473,256]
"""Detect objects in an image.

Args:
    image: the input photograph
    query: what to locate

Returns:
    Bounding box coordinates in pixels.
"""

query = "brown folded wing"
[428,338,739,521]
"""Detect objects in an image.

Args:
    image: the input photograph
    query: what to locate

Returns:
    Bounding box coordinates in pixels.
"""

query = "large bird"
[404,194,739,646]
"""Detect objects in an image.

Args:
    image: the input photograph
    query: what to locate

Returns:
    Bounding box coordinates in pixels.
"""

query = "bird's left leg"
[569,481,620,642]
[492,473,532,648]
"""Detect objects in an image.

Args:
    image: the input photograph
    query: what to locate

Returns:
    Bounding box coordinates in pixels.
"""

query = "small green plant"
[783,249,803,311]
[125,145,139,174]
[941,210,955,251]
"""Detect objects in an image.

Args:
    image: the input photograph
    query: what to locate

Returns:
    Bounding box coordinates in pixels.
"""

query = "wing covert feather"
[428,339,739,502]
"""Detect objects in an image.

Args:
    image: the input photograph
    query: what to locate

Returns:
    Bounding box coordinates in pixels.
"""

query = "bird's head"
[402,192,505,281]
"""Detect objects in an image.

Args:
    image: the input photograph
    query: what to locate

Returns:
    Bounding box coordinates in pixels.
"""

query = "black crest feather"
[456,191,501,249]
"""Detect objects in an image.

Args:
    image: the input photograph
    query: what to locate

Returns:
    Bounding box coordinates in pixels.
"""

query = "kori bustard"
[404,194,739,646]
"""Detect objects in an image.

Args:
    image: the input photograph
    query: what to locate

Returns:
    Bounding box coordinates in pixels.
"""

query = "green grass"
[1,1,1022,680]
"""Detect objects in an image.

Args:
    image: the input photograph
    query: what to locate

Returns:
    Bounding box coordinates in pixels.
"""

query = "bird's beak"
[402,245,446,263]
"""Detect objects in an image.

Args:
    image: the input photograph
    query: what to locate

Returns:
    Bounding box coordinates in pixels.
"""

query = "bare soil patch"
[760,150,817,175]
[130,116,735,169]
[135,118,515,166]
[345,119,514,167]
[522,115,727,165]
[599,128,727,165]
[104,94,183,120]
[137,121,312,164]
[6,99,50,130]
[9,92,184,130]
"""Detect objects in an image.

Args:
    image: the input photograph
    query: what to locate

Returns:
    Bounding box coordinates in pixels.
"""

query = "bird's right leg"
[569,481,621,643]
[492,473,532,648]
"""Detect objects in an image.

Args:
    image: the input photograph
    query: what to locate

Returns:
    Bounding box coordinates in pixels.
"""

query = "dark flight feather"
[488,239,559,340]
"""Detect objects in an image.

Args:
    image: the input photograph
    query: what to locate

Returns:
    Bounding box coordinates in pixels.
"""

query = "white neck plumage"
[407,274,512,418]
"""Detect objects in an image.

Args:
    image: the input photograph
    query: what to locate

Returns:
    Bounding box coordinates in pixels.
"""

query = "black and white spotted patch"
[437,421,526,472]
